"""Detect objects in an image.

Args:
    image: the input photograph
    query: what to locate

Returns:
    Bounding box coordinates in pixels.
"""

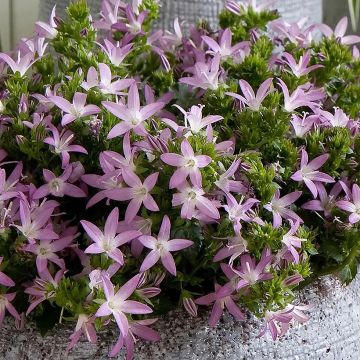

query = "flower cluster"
[1,0,360,358]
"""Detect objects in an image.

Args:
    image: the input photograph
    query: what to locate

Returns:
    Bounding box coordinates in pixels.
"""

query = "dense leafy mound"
[1,0,360,358]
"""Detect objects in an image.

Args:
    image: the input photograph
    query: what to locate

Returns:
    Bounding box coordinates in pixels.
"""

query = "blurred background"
[0,0,359,52]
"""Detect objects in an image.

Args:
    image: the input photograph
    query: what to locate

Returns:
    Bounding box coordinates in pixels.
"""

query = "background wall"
[0,0,40,52]
[0,0,358,53]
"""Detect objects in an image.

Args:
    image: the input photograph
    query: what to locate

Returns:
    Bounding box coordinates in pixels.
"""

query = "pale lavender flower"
[268,18,315,46]
[93,0,121,30]
[172,181,220,220]
[97,40,133,66]
[22,235,73,272]
[195,283,244,327]
[281,221,306,263]
[0,52,36,77]
[82,170,123,208]
[139,215,193,275]
[161,138,212,188]
[112,4,148,35]
[25,268,64,314]
[35,5,58,39]
[118,216,152,257]
[18,36,48,58]
[291,149,334,198]
[290,113,318,138]
[337,183,360,224]
[320,108,350,128]
[318,17,360,45]
[232,250,273,290]
[302,182,342,217]
[67,314,97,351]
[202,29,250,59]
[95,275,152,336]
[110,169,159,222]
[215,159,247,194]
[259,304,311,340]
[109,318,160,359]
[50,92,101,126]
[226,78,273,111]
[282,51,323,78]
[0,257,15,287]
[33,166,86,199]
[264,189,302,228]
[44,126,88,168]
[102,83,164,138]
[213,233,248,264]
[13,199,59,243]
[81,207,141,265]
[224,193,261,233]
[172,104,223,134]
[179,53,222,90]
[278,79,325,112]
[82,63,134,95]
[162,18,184,47]
[0,293,20,327]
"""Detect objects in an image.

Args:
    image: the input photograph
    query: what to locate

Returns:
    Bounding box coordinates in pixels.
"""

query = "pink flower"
[172,181,220,220]
[226,78,273,111]
[33,166,86,199]
[0,293,20,327]
[35,5,58,39]
[319,17,360,45]
[337,183,360,224]
[224,193,261,233]
[110,169,159,223]
[282,51,323,78]
[22,235,73,272]
[161,139,212,188]
[102,82,164,138]
[195,283,244,327]
[81,63,134,95]
[202,28,250,59]
[264,189,302,228]
[281,221,306,263]
[81,207,141,265]
[67,314,97,351]
[44,126,88,168]
[95,275,152,336]
[290,113,318,138]
[278,79,325,112]
[0,52,36,77]
[179,53,222,90]
[112,4,148,35]
[213,233,248,264]
[320,108,350,128]
[259,304,311,340]
[13,199,59,243]
[0,257,15,287]
[98,40,133,66]
[139,215,193,275]
[232,250,273,290]
[172,104,223,134]
[302,182,342,217]
[215,159,247,195]
[25,268,64,315]
[49,92,101,126]
[109,318,160,359]
[291,149,334,198]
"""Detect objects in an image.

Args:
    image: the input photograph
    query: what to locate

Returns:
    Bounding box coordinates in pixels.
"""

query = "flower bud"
[183,297,198,317]
[136,287,161,299]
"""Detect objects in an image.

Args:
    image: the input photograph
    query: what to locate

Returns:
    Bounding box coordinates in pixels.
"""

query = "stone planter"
[39,0,323,29]
[1,271,359,360]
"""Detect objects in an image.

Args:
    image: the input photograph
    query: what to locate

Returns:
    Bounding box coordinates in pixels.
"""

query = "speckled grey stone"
[1,271,360,359]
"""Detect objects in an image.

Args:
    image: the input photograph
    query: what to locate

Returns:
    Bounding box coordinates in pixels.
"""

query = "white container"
[1,271,359,360]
